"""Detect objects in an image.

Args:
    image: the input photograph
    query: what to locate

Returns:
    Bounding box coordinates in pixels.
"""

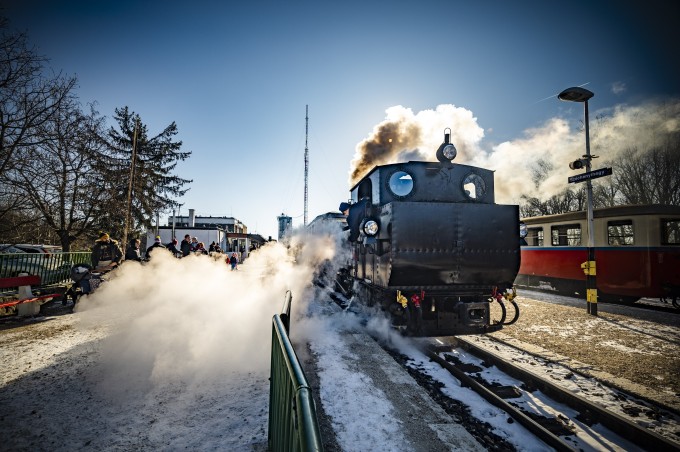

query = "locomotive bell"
[436,128,457,162]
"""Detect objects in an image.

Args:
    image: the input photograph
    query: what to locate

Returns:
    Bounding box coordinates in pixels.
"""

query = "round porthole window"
[462,173,486,200]
[388,171,414,198]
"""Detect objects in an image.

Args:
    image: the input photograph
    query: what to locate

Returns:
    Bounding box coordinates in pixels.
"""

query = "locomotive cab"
[341,130,521,336]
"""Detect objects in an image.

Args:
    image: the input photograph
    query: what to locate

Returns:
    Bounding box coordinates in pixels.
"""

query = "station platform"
[300,327,486,452]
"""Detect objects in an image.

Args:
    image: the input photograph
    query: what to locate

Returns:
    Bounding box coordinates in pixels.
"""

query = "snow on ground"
[292,302,552,451]
[0,228,534,451]
[0,230,341,450]
[3,229,677,451]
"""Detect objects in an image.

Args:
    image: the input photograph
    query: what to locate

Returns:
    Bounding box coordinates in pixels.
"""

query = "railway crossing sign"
[568,167,612,184]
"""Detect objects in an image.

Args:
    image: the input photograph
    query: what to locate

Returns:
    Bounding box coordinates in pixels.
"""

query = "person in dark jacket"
[125,238,142,262]
[91,232,123,270]
[146,236,167,259]
[339,199,368,242]
[166,238,181,257]
[180,234,192,257]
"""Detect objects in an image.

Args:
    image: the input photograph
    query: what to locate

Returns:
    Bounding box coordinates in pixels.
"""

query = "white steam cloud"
[349,99,680,203]
[76,227,348,391]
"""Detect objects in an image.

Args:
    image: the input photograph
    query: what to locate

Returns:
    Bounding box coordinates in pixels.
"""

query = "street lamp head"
[558,87,594,103]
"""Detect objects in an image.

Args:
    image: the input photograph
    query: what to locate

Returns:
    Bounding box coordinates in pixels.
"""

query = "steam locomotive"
[330,130,521,336]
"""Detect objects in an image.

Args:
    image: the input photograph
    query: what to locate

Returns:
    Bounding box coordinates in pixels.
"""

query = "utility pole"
[304,104,309,226]
[122,119,139,256]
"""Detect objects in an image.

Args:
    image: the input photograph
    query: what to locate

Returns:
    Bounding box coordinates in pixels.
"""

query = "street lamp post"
[558,87,598,316]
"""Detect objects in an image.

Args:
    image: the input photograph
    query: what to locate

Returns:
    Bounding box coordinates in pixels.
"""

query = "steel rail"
[425,348,576,452]
[480,333,680,418]
[450,337,680,451]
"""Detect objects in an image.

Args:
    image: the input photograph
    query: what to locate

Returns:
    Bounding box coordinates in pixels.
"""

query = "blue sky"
[3,0,678,239]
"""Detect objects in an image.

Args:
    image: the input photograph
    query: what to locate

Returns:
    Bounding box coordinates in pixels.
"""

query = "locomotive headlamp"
[363,219,380,236]
[436,128,457,163]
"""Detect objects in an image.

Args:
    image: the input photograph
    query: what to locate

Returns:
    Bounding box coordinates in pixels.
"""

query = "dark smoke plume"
[349,120,422,186]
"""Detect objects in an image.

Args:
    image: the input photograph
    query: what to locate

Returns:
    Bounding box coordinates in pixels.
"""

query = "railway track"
[520,289,680,315]
[322,283,679,449]
[412,335,680,451]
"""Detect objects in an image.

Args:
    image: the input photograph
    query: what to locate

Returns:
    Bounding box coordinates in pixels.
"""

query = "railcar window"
[526,227,544,246]
[662,219,680,245]
[462,173,486,200]
[607,220,634,245]
[388,171,414,198]
[551,224,581,246]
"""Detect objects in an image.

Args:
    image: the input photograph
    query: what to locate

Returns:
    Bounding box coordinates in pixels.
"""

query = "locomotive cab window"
[551,224,581,246]
[388,171,414,198]
[662,219,680,245]
[462,173,486,200]
[607,220,634,246]
[526,227,544,246]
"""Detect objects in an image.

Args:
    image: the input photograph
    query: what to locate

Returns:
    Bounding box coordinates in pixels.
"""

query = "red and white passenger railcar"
[515,204,680,303]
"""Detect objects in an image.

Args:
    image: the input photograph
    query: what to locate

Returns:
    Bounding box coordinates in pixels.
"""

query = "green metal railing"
[0,252,91,292]
[268,291,323,452]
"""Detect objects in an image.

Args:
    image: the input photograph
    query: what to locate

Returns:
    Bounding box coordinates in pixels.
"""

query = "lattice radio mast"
[304,104,309,226]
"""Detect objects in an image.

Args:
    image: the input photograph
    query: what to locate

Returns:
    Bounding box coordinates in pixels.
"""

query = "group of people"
[179,234,209,256]
[122,236,180,261]
[92,232,242,270]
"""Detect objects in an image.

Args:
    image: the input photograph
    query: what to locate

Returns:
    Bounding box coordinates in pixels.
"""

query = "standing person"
[229,252,238,270]
[166,238,181,257]
[180,234,192,257]
[146,236,167,259]
[91,232,123,271]
[125,238,142,262]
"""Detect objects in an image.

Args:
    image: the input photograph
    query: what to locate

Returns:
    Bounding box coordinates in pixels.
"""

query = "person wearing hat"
[91,232,123,271]
[339,199,368,242]
[145,235,167,259]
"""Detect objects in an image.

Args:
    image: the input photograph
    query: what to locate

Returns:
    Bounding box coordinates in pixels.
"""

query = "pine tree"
[102,107,192,240]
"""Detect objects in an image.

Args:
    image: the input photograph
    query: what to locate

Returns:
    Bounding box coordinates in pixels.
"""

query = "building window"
[607,220,634,246]
[551,224,581,246]
[526,227,544,246]
[662,219,680,245]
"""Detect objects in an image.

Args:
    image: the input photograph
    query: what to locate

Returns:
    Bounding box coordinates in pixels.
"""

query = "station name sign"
[568,167,612,184]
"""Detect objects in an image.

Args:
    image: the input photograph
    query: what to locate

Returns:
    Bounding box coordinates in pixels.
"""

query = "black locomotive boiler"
[335,130,521,336]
